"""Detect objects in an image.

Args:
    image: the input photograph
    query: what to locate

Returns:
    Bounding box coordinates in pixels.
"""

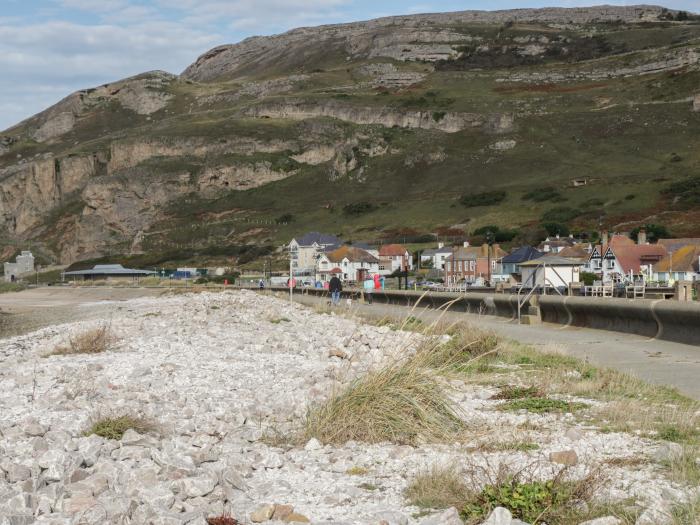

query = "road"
[290,292,700,401]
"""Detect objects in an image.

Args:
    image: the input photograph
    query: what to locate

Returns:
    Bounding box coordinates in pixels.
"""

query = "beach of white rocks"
[0,290,695,525]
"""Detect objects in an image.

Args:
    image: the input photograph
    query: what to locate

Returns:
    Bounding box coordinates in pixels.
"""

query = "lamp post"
[289,244,293,304]
[486,230,495,287]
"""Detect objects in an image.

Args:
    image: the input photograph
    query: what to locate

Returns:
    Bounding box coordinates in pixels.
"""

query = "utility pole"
[486,230,495,287]
[289,244,293,304]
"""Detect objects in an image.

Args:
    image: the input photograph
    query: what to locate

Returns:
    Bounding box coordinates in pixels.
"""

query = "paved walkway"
[290,292,700,401]
[2,287,698,400]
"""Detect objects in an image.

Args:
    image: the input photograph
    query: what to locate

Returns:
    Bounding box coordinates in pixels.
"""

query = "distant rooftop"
[294,232,342,247]
[64,264,156,276]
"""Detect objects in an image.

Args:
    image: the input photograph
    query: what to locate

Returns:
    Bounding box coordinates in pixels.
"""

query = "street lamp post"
[486,230,495,287]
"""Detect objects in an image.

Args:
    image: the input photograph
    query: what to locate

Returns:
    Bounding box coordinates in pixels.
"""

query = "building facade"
[444,244,505,284]
[289,232,341,275]
[316,246,380,283]
[3,251,35,282]
[378,244,413,275]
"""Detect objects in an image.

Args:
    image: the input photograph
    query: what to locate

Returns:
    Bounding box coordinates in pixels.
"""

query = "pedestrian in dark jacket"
[329,276,342,305]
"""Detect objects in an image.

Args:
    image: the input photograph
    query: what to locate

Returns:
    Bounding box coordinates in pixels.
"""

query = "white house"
[3,250,35,282]
[378,244,413,276]
[316,246,380,283]
[585,235,666,283]
[289,232,341,276]
[420,243,453,270]
[518,256,582,288]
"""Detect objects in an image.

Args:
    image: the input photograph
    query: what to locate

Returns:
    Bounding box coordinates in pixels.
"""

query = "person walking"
[329,275,342,306]
[258,278,265,290]
[363,275,374,304]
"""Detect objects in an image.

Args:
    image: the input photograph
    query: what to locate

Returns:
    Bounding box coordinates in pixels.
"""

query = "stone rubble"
[0,290,694,524]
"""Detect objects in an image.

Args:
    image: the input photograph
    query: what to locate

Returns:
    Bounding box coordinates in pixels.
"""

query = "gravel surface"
[0,291,694,524]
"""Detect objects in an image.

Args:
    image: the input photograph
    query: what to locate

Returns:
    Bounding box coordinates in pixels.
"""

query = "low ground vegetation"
[84,413,155,440]
[46,324,115,356]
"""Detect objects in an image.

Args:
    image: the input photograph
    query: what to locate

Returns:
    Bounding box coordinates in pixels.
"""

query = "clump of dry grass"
[301,352,465,445]
[672,495,700,525]
[47,324,115,356]
[84,412,155,440]
[405,465,470,510]
[593,400,699,445]
[415,324,501,371]
[661,445,700,487]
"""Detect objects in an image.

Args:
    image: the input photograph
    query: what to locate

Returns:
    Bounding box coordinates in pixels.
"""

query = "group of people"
[328,273,382,306]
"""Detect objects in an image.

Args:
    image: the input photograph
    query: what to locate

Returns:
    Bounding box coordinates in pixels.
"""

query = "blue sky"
[1,0,697,131]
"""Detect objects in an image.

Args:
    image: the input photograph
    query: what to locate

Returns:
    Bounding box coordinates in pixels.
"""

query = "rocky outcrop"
[32,112,76,142]
[108,137,296,173]
[246,100,514,134]
[198,163,297,194]
[182,6,672,82]
[4,71,177,141]
[0,154,103,235]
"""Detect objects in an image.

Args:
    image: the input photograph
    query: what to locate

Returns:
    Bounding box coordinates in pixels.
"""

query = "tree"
[630,224,670,243]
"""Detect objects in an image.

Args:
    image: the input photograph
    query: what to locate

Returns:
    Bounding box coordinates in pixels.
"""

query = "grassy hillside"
[1,12,699,267]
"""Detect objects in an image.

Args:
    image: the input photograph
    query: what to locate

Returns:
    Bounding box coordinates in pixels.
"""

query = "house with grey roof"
[289,232,342,276]
[420,243,453,270]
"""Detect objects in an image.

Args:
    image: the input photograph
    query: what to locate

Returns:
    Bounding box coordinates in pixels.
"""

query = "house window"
[606,260,615,269]
[470,261,475,271]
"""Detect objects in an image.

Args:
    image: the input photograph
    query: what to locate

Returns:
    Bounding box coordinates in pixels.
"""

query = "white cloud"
[0,19,222,130]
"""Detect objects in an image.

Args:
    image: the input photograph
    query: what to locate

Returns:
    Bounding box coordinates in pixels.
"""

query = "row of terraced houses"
[289,231,700,286]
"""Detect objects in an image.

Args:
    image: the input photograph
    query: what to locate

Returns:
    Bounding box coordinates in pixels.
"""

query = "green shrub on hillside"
[460,191,506,208]
[662,177,700,206]
[522,187,564,203]
[343,201,377,216]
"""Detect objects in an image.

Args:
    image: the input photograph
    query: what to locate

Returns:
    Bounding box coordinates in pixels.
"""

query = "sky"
[1,0,698,131]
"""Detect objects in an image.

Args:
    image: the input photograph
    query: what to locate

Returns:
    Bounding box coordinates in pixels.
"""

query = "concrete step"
[526,306,540,316]
[520,314,542,325]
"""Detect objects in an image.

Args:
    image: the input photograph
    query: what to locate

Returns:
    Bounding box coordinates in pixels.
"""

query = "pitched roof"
[64,264,156,276]
[502,246,544,264]
[446,244,506,260]
[558,245,589,261]
[612,244,667,274]
[654,245,700,273]
[657,238,700,253]
[326,246,379,264]
[294,232,341,247]
[519,255,583,267]
[422,246,453,256]
[379,244,409,256]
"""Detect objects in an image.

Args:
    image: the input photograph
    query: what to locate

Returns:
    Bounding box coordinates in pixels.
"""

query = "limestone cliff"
[1,5,699,265]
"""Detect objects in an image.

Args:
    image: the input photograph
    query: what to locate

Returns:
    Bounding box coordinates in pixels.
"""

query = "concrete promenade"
[1,286,698,400]
[290,292,700,401]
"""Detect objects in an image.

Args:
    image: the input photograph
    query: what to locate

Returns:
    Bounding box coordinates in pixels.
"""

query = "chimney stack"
[638,228,647,245]
[463,241,470,248]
